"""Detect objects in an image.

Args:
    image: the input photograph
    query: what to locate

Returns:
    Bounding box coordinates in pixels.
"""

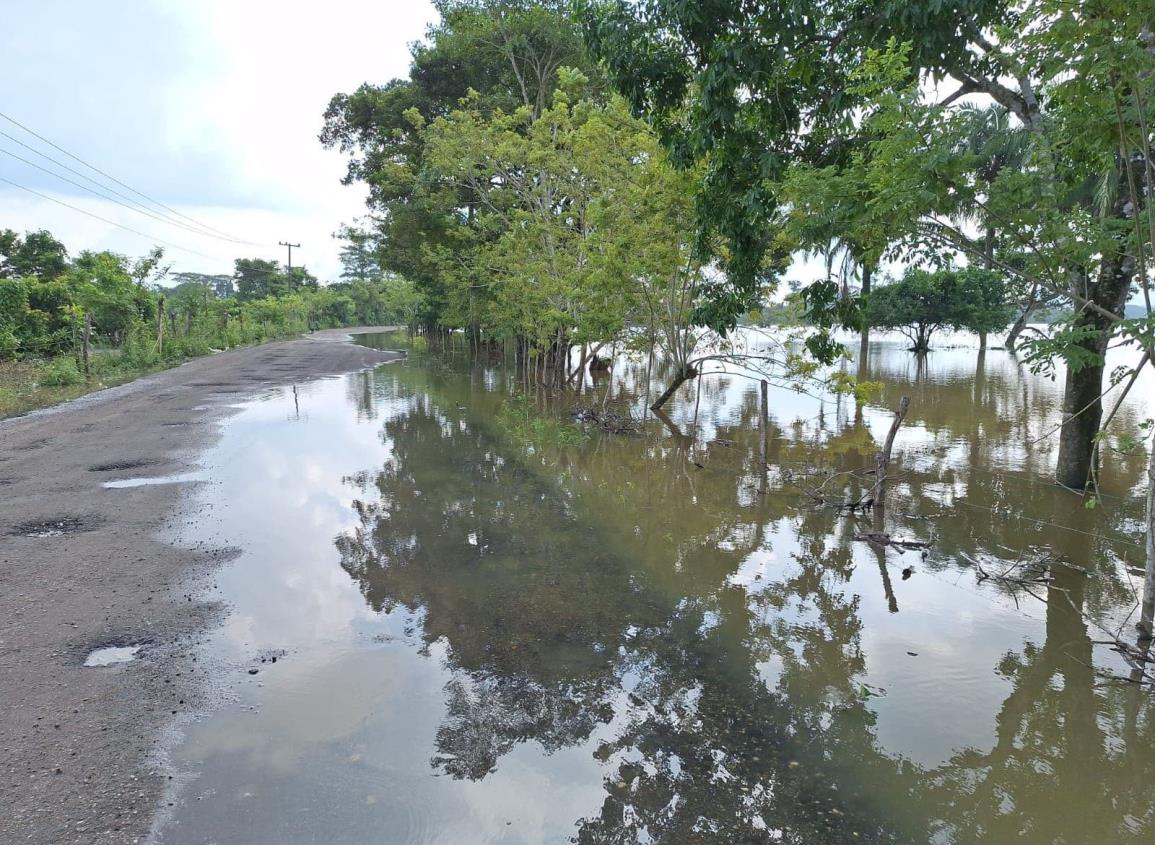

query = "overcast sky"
[0,0,438,281]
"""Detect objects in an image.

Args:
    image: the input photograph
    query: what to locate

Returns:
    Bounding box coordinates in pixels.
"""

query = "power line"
[0,128,248,244]
[0,109,264,246]
[0,145,260,246]
[0,175,224,261]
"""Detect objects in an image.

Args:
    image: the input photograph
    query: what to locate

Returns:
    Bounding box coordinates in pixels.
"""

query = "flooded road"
[154,331,1155,844]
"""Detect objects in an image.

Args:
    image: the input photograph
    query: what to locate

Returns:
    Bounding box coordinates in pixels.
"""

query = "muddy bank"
[0,329,402,845]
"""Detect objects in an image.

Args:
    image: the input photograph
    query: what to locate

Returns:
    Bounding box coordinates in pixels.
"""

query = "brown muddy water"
[151,330,1155,845]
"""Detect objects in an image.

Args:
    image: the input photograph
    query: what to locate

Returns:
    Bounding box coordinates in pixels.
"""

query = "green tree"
[949,104,1033,350]
[68,250,146,345]
[579,0,1008,338]
[333,223,382,282]
[320,0,602,331]
[0,229,68,280]
[840,6,1153,489]
[866,267,1013,353]
[232,259,316,302]
[169,271,234,298]
[581,0,1155,490]
[421,72,707,380]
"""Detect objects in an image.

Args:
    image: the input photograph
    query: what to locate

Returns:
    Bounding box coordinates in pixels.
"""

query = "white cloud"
[0,0,438,280]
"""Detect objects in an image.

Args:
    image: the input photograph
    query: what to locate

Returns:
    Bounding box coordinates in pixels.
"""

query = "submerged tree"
[866,268,1012,353]
[580,0,1155,491]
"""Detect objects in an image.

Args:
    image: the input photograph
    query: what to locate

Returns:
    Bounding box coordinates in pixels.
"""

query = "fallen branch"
[853,532,932,552]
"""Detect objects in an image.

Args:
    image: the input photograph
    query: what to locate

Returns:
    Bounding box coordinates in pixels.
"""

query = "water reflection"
[157,332,1155,845]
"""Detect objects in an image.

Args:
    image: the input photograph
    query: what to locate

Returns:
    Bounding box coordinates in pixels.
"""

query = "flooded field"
[154,330,1155,845]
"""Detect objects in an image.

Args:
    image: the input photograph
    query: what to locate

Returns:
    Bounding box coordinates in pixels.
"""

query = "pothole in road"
[10,515,104,538]
[88,458,159,473]
[83,645,143,667]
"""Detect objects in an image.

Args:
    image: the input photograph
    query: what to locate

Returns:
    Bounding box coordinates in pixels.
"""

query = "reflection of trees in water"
[336,382,652,785]
[334,364,917,842]
[332,352,1154,843]
[435,673,613,780]
[926,564,1155,842]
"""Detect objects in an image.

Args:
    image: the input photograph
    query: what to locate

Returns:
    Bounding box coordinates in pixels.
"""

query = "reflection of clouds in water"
[182,378,399,653]
[184,647,417,773]
[159,336,1155,845]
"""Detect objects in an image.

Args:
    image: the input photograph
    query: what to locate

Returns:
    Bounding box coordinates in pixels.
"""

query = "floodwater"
[152,330,1155,845]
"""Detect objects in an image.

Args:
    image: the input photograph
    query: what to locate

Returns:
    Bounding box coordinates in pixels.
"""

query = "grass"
[0,352,176,419]
[0,320,360,420]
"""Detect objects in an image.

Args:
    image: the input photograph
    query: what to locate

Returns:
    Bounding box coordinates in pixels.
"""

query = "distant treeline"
[0,228,421,373]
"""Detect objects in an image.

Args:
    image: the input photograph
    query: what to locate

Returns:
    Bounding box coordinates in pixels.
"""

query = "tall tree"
[581,0,1154,489]
[420,72,694,364]
[0,228,69,280]
[952,104,1033,350]
[333,223,383,282]
[233,258,284,302]
[320,0,602,330]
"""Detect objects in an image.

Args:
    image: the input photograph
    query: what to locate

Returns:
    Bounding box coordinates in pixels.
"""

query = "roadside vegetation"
[0,227,420,417]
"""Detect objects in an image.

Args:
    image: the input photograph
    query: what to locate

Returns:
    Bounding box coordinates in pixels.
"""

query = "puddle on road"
[103,472,204,489]
[84,645,141,667]
[152,332,1155,845]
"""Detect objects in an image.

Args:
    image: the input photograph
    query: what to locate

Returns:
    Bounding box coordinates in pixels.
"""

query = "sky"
[0,0,439,282]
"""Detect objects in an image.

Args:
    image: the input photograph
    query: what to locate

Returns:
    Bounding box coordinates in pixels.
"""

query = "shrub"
[38,357,83,386]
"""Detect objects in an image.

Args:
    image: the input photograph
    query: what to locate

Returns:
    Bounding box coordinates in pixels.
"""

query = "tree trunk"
[758,380,769,495]
[1054,277,1133,488]
[1055,342,1109,490]
[1005,300,1036,353]
[1140,425,1155,640]
[978,330,987,350]
[650,365,697,411]
[859,262,872,353]
[82,313,91,379]
[911,324,931,353]
[983,226,996,270]
[155,297,165,354]
[1056,154,1143,488]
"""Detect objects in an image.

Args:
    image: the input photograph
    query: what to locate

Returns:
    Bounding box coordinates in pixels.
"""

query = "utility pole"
[278,241,300,275]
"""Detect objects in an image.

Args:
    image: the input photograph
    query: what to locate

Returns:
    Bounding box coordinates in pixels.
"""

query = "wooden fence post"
[82,313,91,379]
[155,297,165,354]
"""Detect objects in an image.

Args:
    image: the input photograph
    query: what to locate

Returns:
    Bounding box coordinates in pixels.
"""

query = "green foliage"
[320,0,603,331]
[0,229,68,279]
[866,267,1013,351]
[233,258,319,302]
[578,0,1011,339]
[37,356,83,387]
[419,78,700,351]
[334,223,383,282]
[497,395,588,447]
[0,227,422,387]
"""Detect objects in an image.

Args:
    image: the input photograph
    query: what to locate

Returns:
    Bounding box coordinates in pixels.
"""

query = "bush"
[0,329,19,360]
[38,357,83,386]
